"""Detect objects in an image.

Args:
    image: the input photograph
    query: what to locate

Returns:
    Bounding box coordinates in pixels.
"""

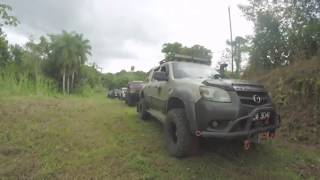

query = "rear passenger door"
[143,67,159,109]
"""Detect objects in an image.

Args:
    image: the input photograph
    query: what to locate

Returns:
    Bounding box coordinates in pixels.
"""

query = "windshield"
[172,62,221,79]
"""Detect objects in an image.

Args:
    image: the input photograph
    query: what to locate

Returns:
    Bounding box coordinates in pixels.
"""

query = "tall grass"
[0,68,58,96]
[0,63,107,97]
[74,84,106,97]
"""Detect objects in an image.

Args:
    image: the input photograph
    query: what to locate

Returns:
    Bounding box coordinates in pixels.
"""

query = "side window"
[160,66,166,73]
[160,65,169,76]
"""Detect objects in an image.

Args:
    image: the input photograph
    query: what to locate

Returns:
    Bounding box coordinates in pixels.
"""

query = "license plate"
[253,111,271,121]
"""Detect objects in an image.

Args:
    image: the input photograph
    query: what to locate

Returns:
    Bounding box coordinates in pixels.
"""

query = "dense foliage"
[0,3,104,95]
[226,36,249,76]
[239,0,320,72]
[0,31,104,95]
[102,70,146,89]
[162,42,212,63]
[0,3,150,96]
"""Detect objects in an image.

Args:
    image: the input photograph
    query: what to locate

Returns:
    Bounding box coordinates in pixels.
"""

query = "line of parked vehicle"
[107,81,144,106]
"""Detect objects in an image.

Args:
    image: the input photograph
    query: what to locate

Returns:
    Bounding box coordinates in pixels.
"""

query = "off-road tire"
[127,95,134,106]
[138,98,150,120]
[164,108,199,158]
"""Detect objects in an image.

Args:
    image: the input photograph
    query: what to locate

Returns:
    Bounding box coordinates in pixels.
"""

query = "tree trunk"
[62,69,66,95]
[67,75,70,95]
[71,71,75,93]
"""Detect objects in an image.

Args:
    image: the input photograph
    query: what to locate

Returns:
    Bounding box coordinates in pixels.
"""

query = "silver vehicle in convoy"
[120,87,128,100]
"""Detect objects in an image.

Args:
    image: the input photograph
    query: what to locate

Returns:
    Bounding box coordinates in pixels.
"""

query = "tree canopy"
[226,36,249,76]
[0,3,19,29]
[0,4,102,96]
[102,70,146,89]
[239,0,320,71]
[0,3,19,68]
[47,31,92,94]
[162,42,212,61]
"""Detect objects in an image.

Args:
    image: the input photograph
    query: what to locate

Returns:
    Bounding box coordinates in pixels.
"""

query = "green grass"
[0,95,319,179]
[0,71,58,97]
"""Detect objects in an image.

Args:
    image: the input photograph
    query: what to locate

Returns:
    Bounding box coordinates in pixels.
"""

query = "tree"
[161,42,183,56]
[70,33,91,93]
[0,4,98,95]
[182,45,212,60]
[78,64,101,90]
[102,70,147,89]
[253,12,287,69]
[0,33,10,68]
[239,0,320,70]
[227,36,249,75]
[23,37,51,85]
[162,42,212,62]
[0,3,19,68]
[48,31,91,94]
[233,36,248,75]
[10,44,24,65]
[0,3,19,30]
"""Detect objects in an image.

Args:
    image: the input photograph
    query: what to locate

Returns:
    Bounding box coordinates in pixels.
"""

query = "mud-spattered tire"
[138,98,150,120]
[164,108,199,158]
[127,95,134,106]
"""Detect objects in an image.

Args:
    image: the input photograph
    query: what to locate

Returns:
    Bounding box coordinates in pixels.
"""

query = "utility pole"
[228,6,234,74]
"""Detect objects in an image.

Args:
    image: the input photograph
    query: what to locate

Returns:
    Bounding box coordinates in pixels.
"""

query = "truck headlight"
[199,86,231,103]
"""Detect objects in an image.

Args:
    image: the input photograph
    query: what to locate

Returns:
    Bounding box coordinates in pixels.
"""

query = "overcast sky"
[3,0,252,73]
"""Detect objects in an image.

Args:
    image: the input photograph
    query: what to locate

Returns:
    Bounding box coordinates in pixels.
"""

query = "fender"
[167,87,199,132]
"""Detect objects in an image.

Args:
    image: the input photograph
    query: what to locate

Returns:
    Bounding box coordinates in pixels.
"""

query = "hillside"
[245,56,320,145]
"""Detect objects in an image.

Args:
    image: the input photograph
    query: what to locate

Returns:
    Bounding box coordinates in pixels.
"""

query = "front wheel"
[164,108,199,158]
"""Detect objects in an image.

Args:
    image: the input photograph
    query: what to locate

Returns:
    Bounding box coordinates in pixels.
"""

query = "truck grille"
[236,91,269,106]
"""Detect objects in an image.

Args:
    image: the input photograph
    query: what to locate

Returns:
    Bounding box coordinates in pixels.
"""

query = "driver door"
[153,64,170,113]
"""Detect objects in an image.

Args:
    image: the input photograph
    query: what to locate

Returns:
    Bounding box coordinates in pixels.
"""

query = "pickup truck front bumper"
[194,99,280,139]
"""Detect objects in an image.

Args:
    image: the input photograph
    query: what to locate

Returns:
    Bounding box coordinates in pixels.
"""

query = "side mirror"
[153,71,168,81]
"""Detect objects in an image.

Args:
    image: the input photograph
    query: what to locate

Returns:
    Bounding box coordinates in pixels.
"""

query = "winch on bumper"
[194,96,280,138]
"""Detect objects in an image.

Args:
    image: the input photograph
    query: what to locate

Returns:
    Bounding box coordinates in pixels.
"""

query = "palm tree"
[49,31,91,94]
[70,33,91,92]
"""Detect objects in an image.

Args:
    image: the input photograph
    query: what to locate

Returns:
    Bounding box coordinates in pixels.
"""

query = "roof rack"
[160,53,211,65]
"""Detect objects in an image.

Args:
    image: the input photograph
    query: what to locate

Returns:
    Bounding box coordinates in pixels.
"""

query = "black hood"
[202,79,265,92]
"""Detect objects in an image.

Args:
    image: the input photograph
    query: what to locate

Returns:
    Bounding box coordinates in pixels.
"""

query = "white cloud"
[3,0,252,73]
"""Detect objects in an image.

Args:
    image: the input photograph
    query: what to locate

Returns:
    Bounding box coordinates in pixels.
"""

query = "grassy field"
[0,95,319,179]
